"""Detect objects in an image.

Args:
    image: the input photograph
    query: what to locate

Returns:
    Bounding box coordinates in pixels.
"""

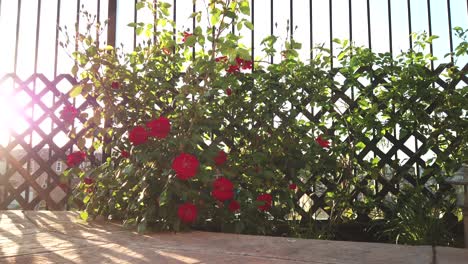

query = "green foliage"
[65,0,467,245]
[378,186,457,246]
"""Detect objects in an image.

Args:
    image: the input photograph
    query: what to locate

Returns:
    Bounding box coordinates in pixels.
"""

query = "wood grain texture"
[0,211,466,263]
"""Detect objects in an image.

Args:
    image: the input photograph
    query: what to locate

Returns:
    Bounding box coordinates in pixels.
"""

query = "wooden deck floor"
[0,211,466,263]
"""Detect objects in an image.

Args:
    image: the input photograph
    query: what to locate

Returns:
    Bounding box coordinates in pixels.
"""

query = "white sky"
[0,0,467,78]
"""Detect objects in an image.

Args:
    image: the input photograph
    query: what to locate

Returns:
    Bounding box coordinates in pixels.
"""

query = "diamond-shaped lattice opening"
[313,208,329,220]
[34,200,47,210]
[334,72,346,86]
[56,79,74,94]
[403,135,423,153]
[298,194,313,212]
[333,97,349,115]
[7,199,21,209]
[395,150,410,167]
[40,90,57,109]
[357,76,371,87]
[421,149,437,166]
[35,174,49,190]
[52,130,70,148]
[50,185,67,204]
[9,174,25,189]
[313,181,327,197]
[376,137,394,155]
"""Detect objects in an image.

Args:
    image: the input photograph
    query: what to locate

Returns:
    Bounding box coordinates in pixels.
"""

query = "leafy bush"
[62,0,467,243]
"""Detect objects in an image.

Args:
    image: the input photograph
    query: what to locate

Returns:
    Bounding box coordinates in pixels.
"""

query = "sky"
[0,0,467,148]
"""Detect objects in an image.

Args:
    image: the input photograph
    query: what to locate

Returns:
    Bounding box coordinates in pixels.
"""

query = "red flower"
[146,116,171,139]
[289,183,297,190]
[60,105,79,123]
[129,126,148,146]
[235,57,253,70]
[85,187,94,194]
[226,64,240,74]
[111,81,120,89]
[172,153,199,180]
[257,193,272,211]
[315,135,330,148]
[66,151,86,167]
[212,177,234,202]
[182,32,193,42]
[178,202,198,223]
[226,88,232,96]
[228,200,241,212]
[121,150,130,158]
[214,150,227,166]
[83,177,94,185]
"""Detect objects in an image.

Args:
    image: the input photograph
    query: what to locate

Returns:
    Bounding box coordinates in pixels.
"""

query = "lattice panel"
[0,74,101,210]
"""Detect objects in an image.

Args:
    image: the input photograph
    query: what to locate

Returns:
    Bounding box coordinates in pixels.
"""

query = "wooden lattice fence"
[0,73,103,210]
[0,63,466,216]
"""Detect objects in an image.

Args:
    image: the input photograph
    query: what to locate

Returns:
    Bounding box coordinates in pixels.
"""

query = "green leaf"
[136,1,146,10]
[239,1,250,15]
[185,35,196,47]
[244,21,254,31]
[70,85,83,98]
[80,211,89,221]
[83,195,90,204]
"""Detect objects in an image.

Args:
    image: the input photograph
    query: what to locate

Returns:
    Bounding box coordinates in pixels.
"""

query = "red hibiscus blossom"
[228,200,241,212]
[182,31,193,42]
[178,202,198,223]
[60,105,79,123]
[257,193,272,211]
[289,183,297,190]
[214,150,227,166]
[212,177,234,202]
[111,81,120,89]
[226,88,232,96]
[315,135,330,148]
[120,150,130,158]
[129,126,148,146]
[172,153,199,180]
[66,151,86,167]
[146,116,171,139]
[83,177,94,185]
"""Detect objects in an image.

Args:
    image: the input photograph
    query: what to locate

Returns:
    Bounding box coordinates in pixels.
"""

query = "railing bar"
[74,0,81,74]
[13,0,22,74]
[407,0,413,49]
[387,0,393,55]
[134,0,137,49]
[34,0,42,74]
[173,0,176,50]
[290,0,293,40]
[309,0,313,59]
[107,0,117,47]
[270,0,273,64]
[96,0,101,47]
[447,0,454,63]
[366,0,372,49]
[251,0,254,70]
[349,0,352,43]
[153,1,157,45]
[329,0,333,68]
[427,0,434,70]
[192,2,195,59]
[54,0,61,78]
